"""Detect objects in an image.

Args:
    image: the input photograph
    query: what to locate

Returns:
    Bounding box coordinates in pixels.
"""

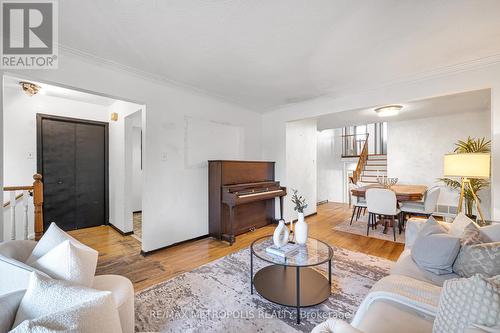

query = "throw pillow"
[448,213,474,237]
[433,275,500,333]
[0,290,24,333]
[460,222,486,246]
[30,240,98,287]
[480,223,500,242]
[418,216,447,237]
[13,272,113,328]
[411,232,461,275]
[11,291,121,333]
[26,222,96,264]
[453,242,500,278]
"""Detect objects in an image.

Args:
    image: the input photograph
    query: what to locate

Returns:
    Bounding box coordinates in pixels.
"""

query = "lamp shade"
[443,153,490,178]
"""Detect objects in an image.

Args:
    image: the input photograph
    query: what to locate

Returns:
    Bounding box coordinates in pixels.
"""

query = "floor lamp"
[443,153,490,224]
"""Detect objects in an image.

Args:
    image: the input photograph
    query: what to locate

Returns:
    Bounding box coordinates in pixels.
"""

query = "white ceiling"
[59,1,500,111]
[3,76,117,106]
[316,89,491,130]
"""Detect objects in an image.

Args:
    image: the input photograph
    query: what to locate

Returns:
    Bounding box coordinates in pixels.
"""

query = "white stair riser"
[367,155,387,160]
[364,165,387,171]
[362,170,387,176]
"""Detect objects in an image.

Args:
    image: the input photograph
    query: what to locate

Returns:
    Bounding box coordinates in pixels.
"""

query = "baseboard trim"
[317,200,328,205]
[109,223,134,236]
[140,234,210,256]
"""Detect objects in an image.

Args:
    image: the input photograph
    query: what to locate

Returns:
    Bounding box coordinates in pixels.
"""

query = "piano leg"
[228,205,235,245]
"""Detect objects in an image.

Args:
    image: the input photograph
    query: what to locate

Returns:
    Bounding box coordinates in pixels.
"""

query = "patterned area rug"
[334,215,405,244]
[135,246,393,332]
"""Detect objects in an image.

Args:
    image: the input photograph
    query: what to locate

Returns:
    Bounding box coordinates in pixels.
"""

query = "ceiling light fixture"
[374,104,402,117]
[20,81,41,96]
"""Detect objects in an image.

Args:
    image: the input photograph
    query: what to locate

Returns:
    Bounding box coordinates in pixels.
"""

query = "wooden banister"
[3,174,43,240]
[3,185,34,191]
[351,134,369,184]
[33,174,44,241]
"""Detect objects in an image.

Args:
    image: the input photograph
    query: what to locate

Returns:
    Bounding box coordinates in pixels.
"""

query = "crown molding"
[59,44,500,114]
[270,53,500,112]
[58,44,261,113]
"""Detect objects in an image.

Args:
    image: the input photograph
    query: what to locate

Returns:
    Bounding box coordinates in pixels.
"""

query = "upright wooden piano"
[208,160,286,245]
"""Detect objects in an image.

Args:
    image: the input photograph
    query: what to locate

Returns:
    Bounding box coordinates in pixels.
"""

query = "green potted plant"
[439,137,490,220]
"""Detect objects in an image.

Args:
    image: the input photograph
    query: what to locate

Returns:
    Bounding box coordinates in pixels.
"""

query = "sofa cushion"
[0,240,37,263]
[392,250,459,286]
[356,299,434,333]
[448,213,474,237]
[13,272,116,328]
[411,222,461,275]
[433,275,500,333]
[26,222,96,264]
[460,223,487,245]
[11,289,121,333]
[0,290,25,333]
[30,240,98,287]
[453,242,500,278]
[480,223,500,242]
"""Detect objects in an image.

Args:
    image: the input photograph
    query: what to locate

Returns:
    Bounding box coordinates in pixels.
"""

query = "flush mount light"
[20,81,41,96]
[374,104,403,117]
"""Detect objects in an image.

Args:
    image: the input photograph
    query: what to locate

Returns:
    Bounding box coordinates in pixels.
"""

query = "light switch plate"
[161,152,168,161]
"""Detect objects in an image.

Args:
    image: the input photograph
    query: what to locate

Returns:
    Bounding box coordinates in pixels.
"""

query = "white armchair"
[0,240,134,333]
[312,319,364,333]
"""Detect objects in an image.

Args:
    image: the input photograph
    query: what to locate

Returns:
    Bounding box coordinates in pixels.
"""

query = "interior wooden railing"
[350,134,369,185]
[3,174,44,240]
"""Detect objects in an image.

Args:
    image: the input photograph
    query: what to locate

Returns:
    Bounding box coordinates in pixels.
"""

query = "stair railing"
[350,134,369,184]
[3,174,44,240]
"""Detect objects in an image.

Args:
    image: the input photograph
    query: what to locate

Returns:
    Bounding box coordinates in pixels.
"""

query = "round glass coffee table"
[250,236,333,324]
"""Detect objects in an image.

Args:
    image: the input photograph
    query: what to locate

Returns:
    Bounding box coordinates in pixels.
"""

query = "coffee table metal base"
[253,265,330,324]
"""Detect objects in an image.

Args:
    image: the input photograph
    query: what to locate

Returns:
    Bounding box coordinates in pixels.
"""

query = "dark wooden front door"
[37,114,108,231]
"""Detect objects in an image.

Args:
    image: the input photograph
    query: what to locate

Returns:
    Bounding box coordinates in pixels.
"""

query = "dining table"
[351,184,428,202]
[351,184,428,234]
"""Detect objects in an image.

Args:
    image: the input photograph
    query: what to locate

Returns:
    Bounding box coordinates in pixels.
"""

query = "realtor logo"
[1,0,58,69]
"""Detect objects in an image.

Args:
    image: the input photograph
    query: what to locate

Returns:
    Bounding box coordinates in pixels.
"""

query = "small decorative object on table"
[265,242,299,257]
[291,189,308,244]
[377,176,398,189]
[272,219,289,248]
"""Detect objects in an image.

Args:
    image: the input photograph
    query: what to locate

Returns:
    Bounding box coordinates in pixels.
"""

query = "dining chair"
[349,182,367,225]
[366,188,401,241]
[400,186,441,225]
[350,195,367,225]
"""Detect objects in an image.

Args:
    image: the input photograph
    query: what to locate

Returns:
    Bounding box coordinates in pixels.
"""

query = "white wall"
[2,85,143,239]
[2,87,111,240]
[108,102,143,233]
[131,125,142,213]
[263,62,500,221]
[285,119,317,221]
[317,128,344,203]
[3,86,109,189]
[1,50,262,251]
[387,110,491,218]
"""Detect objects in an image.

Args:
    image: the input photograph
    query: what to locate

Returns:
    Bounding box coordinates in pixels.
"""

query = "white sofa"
[312,218,500,333]
[0,240,134,333]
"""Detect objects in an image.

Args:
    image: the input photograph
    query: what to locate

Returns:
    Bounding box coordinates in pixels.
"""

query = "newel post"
[33,174,44,241]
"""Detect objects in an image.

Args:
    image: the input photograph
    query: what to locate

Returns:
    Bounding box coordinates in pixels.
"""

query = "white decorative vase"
[295,212,308,245]
[273,219,289,248]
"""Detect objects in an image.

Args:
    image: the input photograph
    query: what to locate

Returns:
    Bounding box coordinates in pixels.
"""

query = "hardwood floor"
[69,202,403,292]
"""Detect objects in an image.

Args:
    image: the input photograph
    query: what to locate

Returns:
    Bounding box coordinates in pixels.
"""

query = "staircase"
[359,154,387,184]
